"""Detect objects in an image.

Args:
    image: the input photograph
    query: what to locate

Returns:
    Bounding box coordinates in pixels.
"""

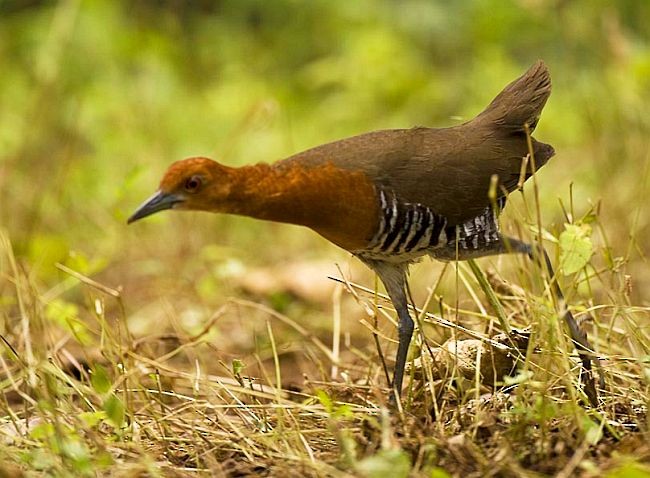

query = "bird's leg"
[499,236,599,407]
[361,259,412,400]
[391,288,414,398]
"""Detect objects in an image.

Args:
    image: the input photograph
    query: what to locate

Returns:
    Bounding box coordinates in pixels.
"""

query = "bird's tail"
[474,60,552,134]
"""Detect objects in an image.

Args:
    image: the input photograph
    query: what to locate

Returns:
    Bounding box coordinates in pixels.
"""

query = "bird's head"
[127,157,231,224]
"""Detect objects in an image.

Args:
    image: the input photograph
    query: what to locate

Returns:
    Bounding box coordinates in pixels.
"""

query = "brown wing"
[278,61,554,226]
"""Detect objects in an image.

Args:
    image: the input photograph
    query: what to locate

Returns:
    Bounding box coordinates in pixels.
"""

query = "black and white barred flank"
[444,195,507,251]
[359,190,507,261]
[363,189,448,258]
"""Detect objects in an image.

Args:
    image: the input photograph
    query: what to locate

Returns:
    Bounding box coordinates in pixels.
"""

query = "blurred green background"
[1,0,649,307]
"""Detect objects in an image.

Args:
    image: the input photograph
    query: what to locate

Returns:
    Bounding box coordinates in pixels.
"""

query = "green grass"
[1,1,650,476]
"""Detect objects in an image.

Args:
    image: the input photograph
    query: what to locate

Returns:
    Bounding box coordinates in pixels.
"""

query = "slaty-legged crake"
[129,61,598,405]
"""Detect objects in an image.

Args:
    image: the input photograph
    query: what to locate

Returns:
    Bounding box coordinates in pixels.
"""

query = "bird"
[128,60,598,405]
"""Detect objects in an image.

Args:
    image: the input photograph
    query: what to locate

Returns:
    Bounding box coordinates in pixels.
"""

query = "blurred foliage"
[0,0,648,292]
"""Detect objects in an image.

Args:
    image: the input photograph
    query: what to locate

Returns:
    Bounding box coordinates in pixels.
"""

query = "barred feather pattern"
[359,189,448,261]
[445,195,506,251]
[358,190,507,262]
[429,196,508,261]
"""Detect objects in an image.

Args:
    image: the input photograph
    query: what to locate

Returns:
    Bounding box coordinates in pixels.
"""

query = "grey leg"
[361,259,413,399]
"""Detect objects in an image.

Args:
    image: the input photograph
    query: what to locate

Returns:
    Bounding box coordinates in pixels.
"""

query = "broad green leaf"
[559,224,593,275]
[91,365,111,395]
[103,395,125,428]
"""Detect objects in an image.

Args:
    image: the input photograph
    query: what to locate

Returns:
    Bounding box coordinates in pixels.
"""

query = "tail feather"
[475,60,551,134]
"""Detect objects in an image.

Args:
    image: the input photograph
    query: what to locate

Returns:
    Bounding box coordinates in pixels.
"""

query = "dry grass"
[1,202,649,477]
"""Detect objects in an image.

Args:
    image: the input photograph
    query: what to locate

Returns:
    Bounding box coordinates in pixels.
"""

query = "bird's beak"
[127,191,184,224]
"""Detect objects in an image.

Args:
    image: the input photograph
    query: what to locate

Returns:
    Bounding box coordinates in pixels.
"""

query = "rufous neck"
[218,160,379,251]
[224,163,315,227]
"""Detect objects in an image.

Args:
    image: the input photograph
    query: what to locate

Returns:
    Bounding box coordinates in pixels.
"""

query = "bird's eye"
[184,175,202,192]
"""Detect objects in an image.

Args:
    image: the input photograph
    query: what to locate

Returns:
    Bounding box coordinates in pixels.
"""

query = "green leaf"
[582,417,603,445]
[605,462,650,478]
[316,389,334,413]
[430,468,452,478]
[61,437,93,474]
[78,411,106,428]
[357,449,411,478]
[232,359,245,376]
[332,403,353,419]
[28,422,55,440]
[94,451,115,468]
[91,365,111,395]
[559,224,593,275]
[23,448,56,471]
[103,395,125,428]
[45,299,92,344]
